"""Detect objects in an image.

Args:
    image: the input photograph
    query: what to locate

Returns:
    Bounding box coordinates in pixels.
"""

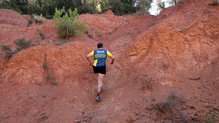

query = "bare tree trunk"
[66,26,69,39]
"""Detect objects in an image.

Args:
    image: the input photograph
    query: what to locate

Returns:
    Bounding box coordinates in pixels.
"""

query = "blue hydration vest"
[93,49,107,67]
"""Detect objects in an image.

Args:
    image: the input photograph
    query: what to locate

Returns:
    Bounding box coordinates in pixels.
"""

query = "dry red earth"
[0,0,218,122]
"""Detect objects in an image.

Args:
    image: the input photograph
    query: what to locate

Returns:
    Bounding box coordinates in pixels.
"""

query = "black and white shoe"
[96,95,101,101]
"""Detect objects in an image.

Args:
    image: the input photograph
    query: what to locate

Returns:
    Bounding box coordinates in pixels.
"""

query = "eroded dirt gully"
[0,0,219,122]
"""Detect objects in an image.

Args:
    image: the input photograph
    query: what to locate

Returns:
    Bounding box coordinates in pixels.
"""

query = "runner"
[87,43,115,101]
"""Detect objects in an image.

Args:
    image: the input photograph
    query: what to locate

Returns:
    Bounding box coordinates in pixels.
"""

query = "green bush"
[53,7,86,39]
[205,113,216,123]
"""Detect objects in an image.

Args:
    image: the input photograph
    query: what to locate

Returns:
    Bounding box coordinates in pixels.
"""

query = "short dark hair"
[97,43,103,48]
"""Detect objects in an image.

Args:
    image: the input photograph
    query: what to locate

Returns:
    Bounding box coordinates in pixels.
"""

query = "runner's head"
[97,43,103,48]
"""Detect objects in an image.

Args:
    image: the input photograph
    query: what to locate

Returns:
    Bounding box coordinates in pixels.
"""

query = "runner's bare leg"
[97,73,104,93]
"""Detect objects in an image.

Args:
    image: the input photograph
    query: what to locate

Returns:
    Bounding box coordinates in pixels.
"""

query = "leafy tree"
[0,0,28,13]
[98,0,137,15]
[136,0,153,14]
[28,0,56,18]
[0,0,153,17]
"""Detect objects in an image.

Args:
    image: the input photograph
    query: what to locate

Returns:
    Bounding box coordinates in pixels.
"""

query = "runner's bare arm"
[87,53,93,65]
[109,55,115,64]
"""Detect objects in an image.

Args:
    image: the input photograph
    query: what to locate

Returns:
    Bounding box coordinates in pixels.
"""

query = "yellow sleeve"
[107,51,112,57]
[90,51,94,56]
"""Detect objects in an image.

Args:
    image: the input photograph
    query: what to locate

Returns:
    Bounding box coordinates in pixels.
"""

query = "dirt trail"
[0,0,219,122]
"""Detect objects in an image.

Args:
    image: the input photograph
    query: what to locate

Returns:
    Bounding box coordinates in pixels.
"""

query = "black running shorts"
[93,66,106,74]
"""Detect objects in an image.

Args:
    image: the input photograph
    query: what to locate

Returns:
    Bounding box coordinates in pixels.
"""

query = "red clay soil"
[0,0,218,122]
[0,9,27,34]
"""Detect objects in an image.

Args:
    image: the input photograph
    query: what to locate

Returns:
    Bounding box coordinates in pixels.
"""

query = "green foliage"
[136,0,153,14]
[205,113,216,123]
[211,0,218,5]
[0,0,56,18]
[169,0,181,6]
[99,0,137,15]
[81,1,98,14]
[27,0,57,18]
[0,0,154,17]
[0,0,28,14]
[54,7,86,39]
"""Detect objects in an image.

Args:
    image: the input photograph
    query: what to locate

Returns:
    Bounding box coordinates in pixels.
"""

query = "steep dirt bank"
[0,0,218,122]
[0,42,97,122]
[113,0,219,122]
[0,7,156,122]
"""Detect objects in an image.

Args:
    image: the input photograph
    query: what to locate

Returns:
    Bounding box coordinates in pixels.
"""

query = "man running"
[87,43,115,101]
